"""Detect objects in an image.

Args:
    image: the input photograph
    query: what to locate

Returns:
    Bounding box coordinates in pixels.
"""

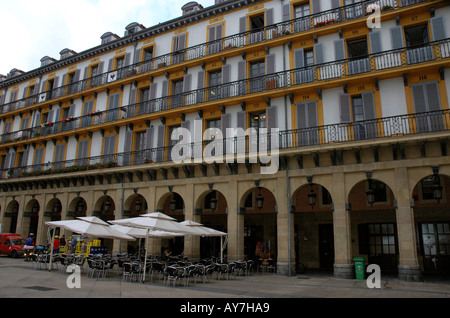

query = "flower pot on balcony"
[266,79,277,90]
[158,62,167,69]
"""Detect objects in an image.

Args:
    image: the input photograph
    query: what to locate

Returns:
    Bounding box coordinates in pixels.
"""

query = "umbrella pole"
[220,237,223,263]
[48,227,55,271]
[142,228,149,283]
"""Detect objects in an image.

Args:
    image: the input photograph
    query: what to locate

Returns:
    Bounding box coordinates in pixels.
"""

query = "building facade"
[0,0,449,281]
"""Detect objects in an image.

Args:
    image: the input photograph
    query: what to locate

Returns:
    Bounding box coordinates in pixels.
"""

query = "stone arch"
[67,196,87,219]
[123,193,148,217]
[291,181,334,272]
[194,188,228,260]
[239,185,277,264]
[22,199,40,238]
[93,195,116,222]
[3,199,19,233]
[411,171,450,274]
[348,177,398,272]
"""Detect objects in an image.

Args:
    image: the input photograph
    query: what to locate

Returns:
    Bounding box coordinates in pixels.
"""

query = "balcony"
[0,0,437,115]
[1,108,449,181]
[0,37,449,147]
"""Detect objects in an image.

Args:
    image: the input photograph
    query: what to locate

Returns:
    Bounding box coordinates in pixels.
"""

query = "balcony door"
[405,24,434,64]
[411,81,443,133]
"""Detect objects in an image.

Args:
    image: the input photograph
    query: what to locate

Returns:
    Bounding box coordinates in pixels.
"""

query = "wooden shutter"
[146,127,154,149]
[22,149,29,167]
[134,49,141,64]
[282,4,291,22]
[334,39,346,61]
[54,143,66,164]
[266,54,275,74]
[77,140,89,159]
[221,113,231,139]
[390,26,404,50]
[430,16,446,41]
[183,74,192,92]
[311,0,321,14]
[314,43,324,64]
[239,16,247,34]
[237,111,246,130]
[339,94,351,123]
[265,8,274,26]
[425,82,441,111]
[412,84,427,113]
[294,49,305,68]
[362,91,376,120]
[266,106,277,130]
[369,31,382,54]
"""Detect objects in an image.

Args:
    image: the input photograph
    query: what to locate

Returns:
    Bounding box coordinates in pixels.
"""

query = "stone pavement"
[1,256,449,305]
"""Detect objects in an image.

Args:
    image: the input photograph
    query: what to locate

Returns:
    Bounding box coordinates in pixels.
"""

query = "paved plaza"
[0,255,448,314]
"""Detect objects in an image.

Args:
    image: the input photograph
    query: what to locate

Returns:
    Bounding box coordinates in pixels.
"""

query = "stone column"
[183,183,198,260]
[227,179,244,261]
[276,174,295,275]
[332,172,354,279]
[394,167,421,281]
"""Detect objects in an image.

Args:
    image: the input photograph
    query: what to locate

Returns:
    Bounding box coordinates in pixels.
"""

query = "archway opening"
[412,174,450,275]
[241,187,277,266]
[196,190,228,260]
[292,183,334,273]
[349,179,397,273]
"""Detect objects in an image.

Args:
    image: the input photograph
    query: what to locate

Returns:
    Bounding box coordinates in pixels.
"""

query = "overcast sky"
[0,0,216,75]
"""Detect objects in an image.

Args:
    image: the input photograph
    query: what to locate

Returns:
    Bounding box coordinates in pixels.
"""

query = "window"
[144,48,153,61]
[294,3,310,18]
[405,24,434,64]
[249,14,265,43]
[116,57,125,70]
[344,92,377,140]
[347,38,371,75]
[208,70,222,100]
[249,60,265,92]
[405,24,429,47]
[411,82,443,132]
[171,79,184,107]
[348,38,368,59]
[250,111,267,130]
[107,93,121,122]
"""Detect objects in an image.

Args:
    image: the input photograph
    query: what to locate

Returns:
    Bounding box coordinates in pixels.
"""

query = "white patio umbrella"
[46,216,135,271]
[180,220,227,262]
[109,212,204,282]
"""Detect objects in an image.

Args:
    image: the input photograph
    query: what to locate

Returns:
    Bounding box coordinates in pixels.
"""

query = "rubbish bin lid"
[353,257,365,261]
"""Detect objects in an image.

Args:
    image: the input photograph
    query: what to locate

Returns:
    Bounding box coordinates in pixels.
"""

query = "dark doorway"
[319,224,335,269]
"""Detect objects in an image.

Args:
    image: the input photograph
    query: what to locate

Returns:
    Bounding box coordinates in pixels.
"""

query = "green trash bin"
[353,257,366,280]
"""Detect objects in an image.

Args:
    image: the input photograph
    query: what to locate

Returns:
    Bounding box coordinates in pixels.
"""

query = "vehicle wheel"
[11,251,18,258]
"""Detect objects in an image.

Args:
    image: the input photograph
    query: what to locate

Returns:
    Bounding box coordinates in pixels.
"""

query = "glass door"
[368,223,398,271]
[420,223,450,273]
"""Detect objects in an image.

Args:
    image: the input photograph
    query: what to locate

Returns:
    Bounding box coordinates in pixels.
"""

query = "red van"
[0,234,26,258]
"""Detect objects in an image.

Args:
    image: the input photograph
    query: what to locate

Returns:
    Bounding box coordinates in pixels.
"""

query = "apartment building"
[0,0,449,281]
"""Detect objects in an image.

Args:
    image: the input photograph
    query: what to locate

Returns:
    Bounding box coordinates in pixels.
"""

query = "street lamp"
[170,196,177,212]
[366,180,375,207]
[135,199,142,213]
[104,199,111,212]
[308,189,317,209]
[256,191,264,210]
[433,175,443,203]
[209,191,218,211]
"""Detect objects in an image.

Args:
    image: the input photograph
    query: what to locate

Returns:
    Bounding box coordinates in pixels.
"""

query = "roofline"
[0,0,263,89]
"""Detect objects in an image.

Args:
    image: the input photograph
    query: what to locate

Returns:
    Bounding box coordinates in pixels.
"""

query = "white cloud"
[0,0,215,75]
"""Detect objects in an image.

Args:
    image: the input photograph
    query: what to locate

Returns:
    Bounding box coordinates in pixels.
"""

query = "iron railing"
[0,37,449,145]
[2,108,449,180]
[0,0,433,114]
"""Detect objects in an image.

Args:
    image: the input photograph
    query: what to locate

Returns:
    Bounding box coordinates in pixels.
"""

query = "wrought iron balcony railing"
[2,108,449,180]
[0,0,433,114]
[0,37,449,146]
